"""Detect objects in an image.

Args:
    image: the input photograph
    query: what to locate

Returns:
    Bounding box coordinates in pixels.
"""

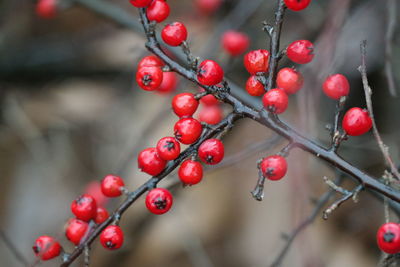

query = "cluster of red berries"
[377,222,400,254]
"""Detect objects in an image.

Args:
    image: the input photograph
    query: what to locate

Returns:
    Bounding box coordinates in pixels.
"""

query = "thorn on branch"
[262,22,274,37]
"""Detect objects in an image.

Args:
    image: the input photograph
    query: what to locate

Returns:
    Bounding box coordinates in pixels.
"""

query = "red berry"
[156,136,181,161]
[101,175,125,198]
[136,66,163,91]
[178,160,203,185]
[322,74,350,100]
[94,207,109,224]
[284,0,311,11]
[195,0,222,14]
[243,49,270,74]
[260,155,287,181]
[174,118,203,144]
[84,181,108,207]
[145,188,173,214]
[199,89,219,106]
[276,67,304,95]
[33,236,61,261]
[377,223,400,254]
[138,147,167,176]
[138,55,164,69]
[342,107,372,136]
[157,72,178,93]
[198,138,224,165]
[147,0,170,23]
[71,194,97,222]
[100,225,124,250]
[172,93,199,117]
[262,88,289,114]
[198,105,223,125]
[287,40,314,64]
[245,75,265,96]
[221,30,250,56]
[161,22,188,47]
[129,0,152,8]
[197,60,224,86]
[36,0,57,19]
[65,218,89,245]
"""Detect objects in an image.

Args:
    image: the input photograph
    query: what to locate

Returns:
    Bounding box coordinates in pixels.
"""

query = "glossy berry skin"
[33,236,61,261]
[244,49,270,74]
[138,147,167,176]
[198,105,223,125]
[95,207,109,224]
[245,75,265,96]
[145,188,173,214]
[198,139,224,165]
[197,60,224,86]
[146,0,170,23]
[322,74,350,100]
[156,136,181,161]
[377,223,400,254]
[101,174,125,197]
[195,0,222,14]
[36,0,57,19]
[342,107,372,136]
[174,118,203,145]
[129,0,152,8]
[262,89,289,114]
[284,0,311,11]
[71,194,97,222]
[138,55,164,69]
[178,160,203,185]
[276,68,304,95]
[287,40,314,64]
[100,225,124,250]
[172,93,199,118]
[162,22,188,47]
[136,66,163,91]
[65,218,89,245]
[260,155,287,181]
[157,72,178,93]
[221,30,250,56]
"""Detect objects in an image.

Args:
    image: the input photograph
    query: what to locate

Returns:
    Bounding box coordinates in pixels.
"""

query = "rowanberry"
[198,105,223,125]
[197,60,224,86]
[199,88,219,106]
[71,194,97,222]
[342,107,372,136]
[146,0,170,23]
[101,174,125,198]
[276,67,304,95]
[260,155,287,181]
[245,75,265,96]
[195,0,222,14]
[129,0,152,8]
[136,66,163,91]
[221,30,250,56]
[161,22,188,47]
[65,218,89,245]
[287,40,314,64]
[138,55,164,69]
[138,147,167,176]
[100,225,124,250]
[157,72,178,93]
[198,138,224,165]
[322,74,350,100]
[377,223,400,254]
[85,181,108,207]
[179,159,203,185]
[156,136,181,161]
[243,49,270,74]
[174,118,203,144]
[172,93,199,117]
[94,207,109,224]
[32,236,61,261]
[284,0,311,11]
[262,88,289,114]
[145,188,173,214]
[36,0,57,19]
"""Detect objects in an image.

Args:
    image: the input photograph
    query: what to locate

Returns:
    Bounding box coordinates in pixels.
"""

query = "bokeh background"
[1,0,400,266]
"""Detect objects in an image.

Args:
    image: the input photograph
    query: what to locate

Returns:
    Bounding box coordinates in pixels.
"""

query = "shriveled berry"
[197,60,224,86]
[262,88,289,114]
[195,0,222,14]
[157,72,178,93]
[33,236,61,261]
[172,93,199,118]
[65,218,89,245]
[276,67,304,95]
[136,66,163,91]
[245,75,265,96]
[198,139,224,165]
[260,155,287,181]
[100,225,124,250]
[342,107,372,136]
[284,0,311,11]
[36,0,57,19]
[221,30,250,56]
[138,55,164,69]
[156,136,181,161]
[101,174,125,197]
[287,40,314,64]
[198,105,223,125]
[179,160,203,185]
[147,0,170,23]
[377,223,400,254]
[129,0,152,8]
[174,118,203,144]
[138,147,167,176]
[145,188,173,214]
[162,22,188,47]
[322,74,350,100]
[71,194,97,222]
[243,49,270,74]
[94,207,109,224]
